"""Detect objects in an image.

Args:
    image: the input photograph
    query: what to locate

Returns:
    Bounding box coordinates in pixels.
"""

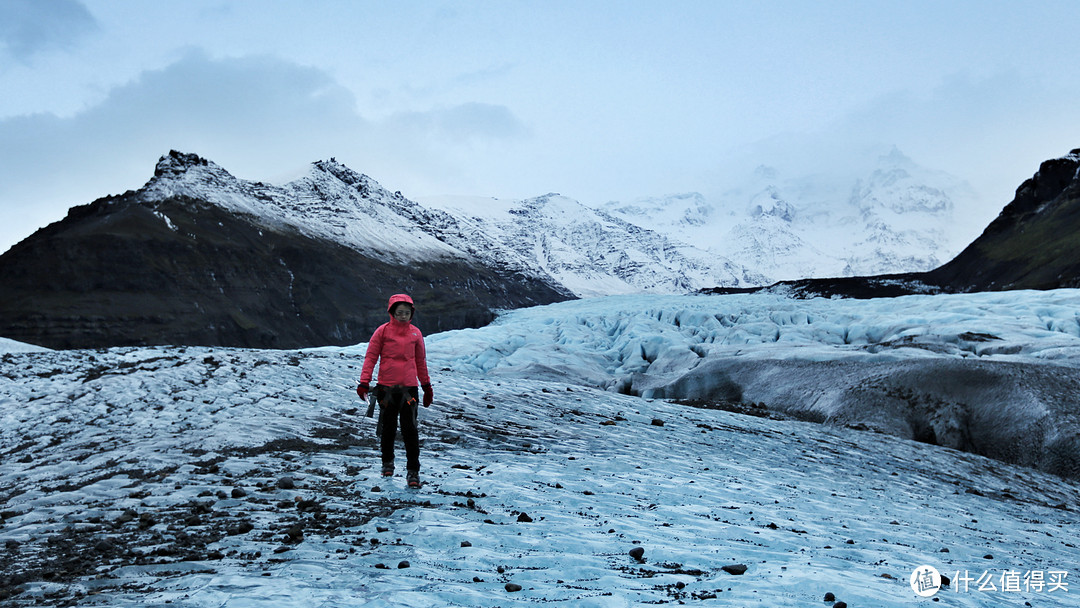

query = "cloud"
[0,0,98,61]
[0,50,532,253]
[830,69,1080,210]
[709,68,1080,214]
[0,51,368,253]
[387,102,529,144]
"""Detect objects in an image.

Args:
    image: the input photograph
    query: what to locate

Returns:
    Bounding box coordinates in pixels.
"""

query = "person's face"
[392,305,413,322]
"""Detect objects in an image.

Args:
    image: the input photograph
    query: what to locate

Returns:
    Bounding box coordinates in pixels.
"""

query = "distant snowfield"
[1,290,1079,606]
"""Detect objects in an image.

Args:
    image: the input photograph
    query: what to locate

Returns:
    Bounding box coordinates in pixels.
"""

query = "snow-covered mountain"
[1,150,776,349]
[420,194,764,297]
[599,147,977,283]
[0,151,572,349]
[3,147,1076,350]
[718,148,1080,300]
[142,152,534,273]
[143,153,766,296]
[2,290,1078,607]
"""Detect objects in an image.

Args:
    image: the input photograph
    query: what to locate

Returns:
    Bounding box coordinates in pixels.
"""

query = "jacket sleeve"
[414,331,431,386]
[359,325,385,384]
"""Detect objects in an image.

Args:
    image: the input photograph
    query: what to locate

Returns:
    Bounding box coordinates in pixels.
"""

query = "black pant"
[377,385,420,472]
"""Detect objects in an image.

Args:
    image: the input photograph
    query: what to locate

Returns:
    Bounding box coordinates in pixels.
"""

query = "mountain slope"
[601,147,973,283]
[924,149,1080,291]
[420,194,765,296]
[714,149,1080,298]
[0,152,569,349]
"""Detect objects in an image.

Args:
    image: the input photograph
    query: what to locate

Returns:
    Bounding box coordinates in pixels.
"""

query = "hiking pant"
[377,385,420,472]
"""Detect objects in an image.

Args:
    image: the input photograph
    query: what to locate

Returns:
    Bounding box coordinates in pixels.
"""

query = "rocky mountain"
[0,151,570,350]
[600,147,974,283]
[710,148,1080,298]
[925,149,1080,291]
[419,194,766,297]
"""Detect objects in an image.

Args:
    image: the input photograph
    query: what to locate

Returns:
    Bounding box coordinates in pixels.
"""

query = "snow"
[421,289,1080,479]
[139,155,466,264]
[0,338,50,353]
[2,290,1079,606]
[125,150,986,299]
[425,289,1080,379]
[596,147,980,283]
[419,193,760,296]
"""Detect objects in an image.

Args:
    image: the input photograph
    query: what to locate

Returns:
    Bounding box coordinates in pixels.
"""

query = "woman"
[356,293,433,488]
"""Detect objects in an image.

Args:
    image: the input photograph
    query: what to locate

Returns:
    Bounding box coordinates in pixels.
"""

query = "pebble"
[505,583,522,592]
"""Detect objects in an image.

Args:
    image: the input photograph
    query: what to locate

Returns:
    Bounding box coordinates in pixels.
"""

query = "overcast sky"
[2,0,1079,254]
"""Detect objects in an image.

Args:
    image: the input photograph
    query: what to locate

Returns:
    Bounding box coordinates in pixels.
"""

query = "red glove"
[356,382,369,400]
[421,384,433,407]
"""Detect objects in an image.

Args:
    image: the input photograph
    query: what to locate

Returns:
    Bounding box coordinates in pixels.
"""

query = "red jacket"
[360,296,430,387]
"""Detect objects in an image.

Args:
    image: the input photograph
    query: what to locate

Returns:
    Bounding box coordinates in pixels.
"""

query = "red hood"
[387,293,415,314]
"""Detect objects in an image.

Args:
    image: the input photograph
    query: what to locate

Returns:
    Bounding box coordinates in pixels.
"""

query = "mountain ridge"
[706,148,1080,298]
[600,146,974,283]
[3,147,1078,349]
[419,192,765,297]
[0,151,570,349]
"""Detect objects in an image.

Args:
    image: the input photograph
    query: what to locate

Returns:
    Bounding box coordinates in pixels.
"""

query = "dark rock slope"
[925,149,1080,291]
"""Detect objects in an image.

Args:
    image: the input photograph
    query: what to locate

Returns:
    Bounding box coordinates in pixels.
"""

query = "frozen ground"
[1,291,1079,606]
[425,289,1080,480]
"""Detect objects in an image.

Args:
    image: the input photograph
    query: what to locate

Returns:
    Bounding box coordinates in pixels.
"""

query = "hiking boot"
[381,462,394,477]
[406,471,420,488]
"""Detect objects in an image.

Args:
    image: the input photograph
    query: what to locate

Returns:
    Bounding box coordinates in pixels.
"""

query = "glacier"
[423,289,1080,480]
[1,289,1078,606]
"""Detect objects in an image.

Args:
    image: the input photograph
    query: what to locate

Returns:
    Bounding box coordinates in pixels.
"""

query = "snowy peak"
[599,146,974,283]
[602,192,718,230]
[152,149,221,179]
[851,169,952,215]
[422,192,761,297]
[307,157,391,200]
[146,149,249,197]
[0,151,572,349]
[728,148,1080,298]
[850,148,957,217]
[137,151,468,264]
[748,186,795,222]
